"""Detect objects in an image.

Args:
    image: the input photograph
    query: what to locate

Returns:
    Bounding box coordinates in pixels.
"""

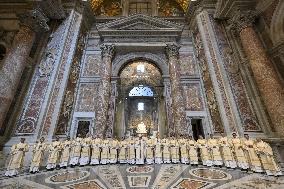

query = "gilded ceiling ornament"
[90,0,189,13]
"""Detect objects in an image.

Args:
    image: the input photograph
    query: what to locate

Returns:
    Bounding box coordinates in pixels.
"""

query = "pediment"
[97,14,183,32]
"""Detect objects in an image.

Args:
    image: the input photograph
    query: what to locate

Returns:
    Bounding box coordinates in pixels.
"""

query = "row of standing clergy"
[5,133,282,177]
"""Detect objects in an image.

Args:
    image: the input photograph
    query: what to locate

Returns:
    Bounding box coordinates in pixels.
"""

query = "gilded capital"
[100,44,115,59]
[18,8,49,33]
[228,10,257,34]
[165,44,180,58]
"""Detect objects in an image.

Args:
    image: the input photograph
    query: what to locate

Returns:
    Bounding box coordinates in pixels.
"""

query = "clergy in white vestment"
[135,136,145,165]
[79,135,92,166]
[90,136,101,165]
[100,138,110,164]
[59,137,72,168]
[30,137,47,173]
[127,136,136,164]
[154,133,163,164]
[69,136,82,166]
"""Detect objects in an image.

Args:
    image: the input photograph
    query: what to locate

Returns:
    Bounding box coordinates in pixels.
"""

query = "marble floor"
[0,164,283,189]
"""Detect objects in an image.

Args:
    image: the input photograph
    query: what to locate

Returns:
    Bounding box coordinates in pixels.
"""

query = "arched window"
[129,86,153,96]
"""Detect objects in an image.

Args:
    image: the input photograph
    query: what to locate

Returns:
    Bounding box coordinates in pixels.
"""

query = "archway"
[114,60,167,138]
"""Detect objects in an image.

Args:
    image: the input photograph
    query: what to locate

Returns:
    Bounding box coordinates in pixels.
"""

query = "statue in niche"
[39,50,55,77]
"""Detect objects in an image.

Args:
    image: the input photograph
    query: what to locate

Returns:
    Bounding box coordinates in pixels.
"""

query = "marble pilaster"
[95,44,114,137]
[229,10,284,136]
[165,44,187,136]
[196,10,240,134]
[0,9,49,133]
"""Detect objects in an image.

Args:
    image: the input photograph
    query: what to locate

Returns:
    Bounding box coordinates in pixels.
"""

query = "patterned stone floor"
[0,164,284,189]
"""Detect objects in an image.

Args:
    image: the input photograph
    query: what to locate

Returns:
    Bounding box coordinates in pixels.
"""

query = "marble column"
[165,44,187,136]
[95,44,115,137]
[0,9,49,132]
[229,10,284,136]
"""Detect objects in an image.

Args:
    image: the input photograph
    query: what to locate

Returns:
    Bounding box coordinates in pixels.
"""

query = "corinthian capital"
[228,10,257,33]
[18,8,49,32]
[165,44,180,58]
[100,44,115,59]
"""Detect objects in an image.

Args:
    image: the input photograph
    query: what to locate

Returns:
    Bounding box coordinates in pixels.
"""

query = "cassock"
[219,137,237,168]
[46,140,62,170]
[187,139,199,165]
[197,138,212,166]
[207,138,223,166]
[69,137,82,166]
[229,137,249,170]
[243,138,263,173]
[90,138,101,165]
[60,139,71,168]
[5,142,29,176]
[255,140,282,176]
[79,137,92,166]
[30,141,47,173]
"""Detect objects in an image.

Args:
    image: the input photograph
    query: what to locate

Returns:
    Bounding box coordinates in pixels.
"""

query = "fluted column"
[0,9,49,132]
[229,10,284,136]
[95,44,115,137]
[165,44,187,136]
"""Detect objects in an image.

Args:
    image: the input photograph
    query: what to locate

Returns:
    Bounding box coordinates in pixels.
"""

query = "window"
[129,86,154,96]
[129,2,151,15]
[138,102,144,111]
[137,64,145,73]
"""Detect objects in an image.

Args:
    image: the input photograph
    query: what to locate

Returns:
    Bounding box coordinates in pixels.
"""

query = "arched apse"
[112,52,169,76]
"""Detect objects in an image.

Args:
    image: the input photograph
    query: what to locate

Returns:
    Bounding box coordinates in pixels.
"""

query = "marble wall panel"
[75,83,100,112]
[82,54,101,77]
[179,54,197,76]
[182,83,204,111]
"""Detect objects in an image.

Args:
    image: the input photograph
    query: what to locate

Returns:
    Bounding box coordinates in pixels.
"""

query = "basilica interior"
[0,0,284,188]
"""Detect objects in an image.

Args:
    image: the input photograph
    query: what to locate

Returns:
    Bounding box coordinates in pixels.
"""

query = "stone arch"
[270,0,284,45]
[112,52,169,76]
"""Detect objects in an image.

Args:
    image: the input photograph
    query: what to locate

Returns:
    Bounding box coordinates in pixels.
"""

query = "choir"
[5,133,283,177]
